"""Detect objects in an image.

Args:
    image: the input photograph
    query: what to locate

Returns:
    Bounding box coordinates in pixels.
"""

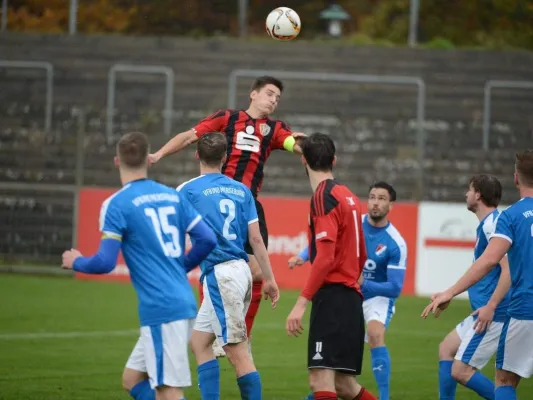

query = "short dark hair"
[251,76,283,93]
[301,132,335,172]
[515,150,533,187]
[117,132,149,168]
[369,181,397,201]
[469,174,502,207]
[197,132,227,167]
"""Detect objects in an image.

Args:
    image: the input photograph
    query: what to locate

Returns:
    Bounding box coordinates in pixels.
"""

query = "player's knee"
[224,342,255,375]
[309,370,335,392]
[438,339,456,360]
[451,361,474,384]
[367,322,386,348]
[495,369,520,388]
[121,368,145,392]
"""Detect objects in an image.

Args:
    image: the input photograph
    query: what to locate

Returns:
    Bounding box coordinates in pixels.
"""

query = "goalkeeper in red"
[150,76,304,353]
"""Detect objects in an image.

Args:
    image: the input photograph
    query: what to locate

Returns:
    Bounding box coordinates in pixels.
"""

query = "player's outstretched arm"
[421,237,510,319]
[288,246,308,269]
[61,239,121,274]
[248,221,279,307]
[472,255,511,333]
[149,130,198,164]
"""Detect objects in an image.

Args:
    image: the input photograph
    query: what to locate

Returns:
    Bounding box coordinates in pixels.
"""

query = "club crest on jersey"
[259,123,271,136]
[375,244,387,256]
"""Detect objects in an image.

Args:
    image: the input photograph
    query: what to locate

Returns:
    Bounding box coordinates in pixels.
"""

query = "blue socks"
[371,346,391,400]
[198,359,220,400]
[465,371,495,399]
[439,360,457,400]
[495,386,516,400]
[237,371,262,400]
[129,380,155,400]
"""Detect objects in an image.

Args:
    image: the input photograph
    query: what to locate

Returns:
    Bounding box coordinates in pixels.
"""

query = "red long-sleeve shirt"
[302,179,367,300]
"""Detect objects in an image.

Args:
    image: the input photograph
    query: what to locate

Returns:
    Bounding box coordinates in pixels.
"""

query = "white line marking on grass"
[0,322,446,341]
[0,329,139,340]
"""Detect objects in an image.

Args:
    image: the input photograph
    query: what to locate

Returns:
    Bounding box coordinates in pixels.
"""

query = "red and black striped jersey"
[302,179,367,300]
[193,109,293,197]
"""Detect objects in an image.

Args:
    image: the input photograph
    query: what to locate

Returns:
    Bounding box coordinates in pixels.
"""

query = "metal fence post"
[228,69,426,198]
[408,0,420,47]
[482,80,533,151]
[106,64,175,144]
[238,0,248,38]
[69,0,78,35]
[1,0,7,33]
[0,61,54,132]
[71,109,85,249]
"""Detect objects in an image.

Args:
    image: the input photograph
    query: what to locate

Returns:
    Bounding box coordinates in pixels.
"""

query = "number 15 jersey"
[177,173,258,277]
[193,109,294,197]
[99,178,199,327]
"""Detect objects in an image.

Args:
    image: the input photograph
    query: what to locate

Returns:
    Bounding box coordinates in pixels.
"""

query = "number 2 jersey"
[177,173,258,278]
[192,109,295,197]
[99,179,199,326]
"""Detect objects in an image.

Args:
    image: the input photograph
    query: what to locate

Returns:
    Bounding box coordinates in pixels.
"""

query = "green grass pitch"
[0,274,531,399]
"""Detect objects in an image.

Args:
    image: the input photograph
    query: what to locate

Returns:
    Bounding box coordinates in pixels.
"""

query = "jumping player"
[150,76,304,352]
[286,133,377,400]
[177,132,279,400]
[61,132,217,400]
[290,181,407,400]
[423,152,533,400]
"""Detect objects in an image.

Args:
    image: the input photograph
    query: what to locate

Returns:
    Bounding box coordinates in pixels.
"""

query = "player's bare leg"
[191,330,216,365]
[122,368,154,398]
[191,330,220,399]
[438,329,461,399]
[223,342,256,377]
[450,360,476,384]
[366,320,390,400]
[494,369,520,399]
[308,368,336,399]
[155,386,185,400]
[334,373,377,400]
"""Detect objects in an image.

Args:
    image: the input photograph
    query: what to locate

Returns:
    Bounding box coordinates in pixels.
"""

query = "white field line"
[0,323,445,340]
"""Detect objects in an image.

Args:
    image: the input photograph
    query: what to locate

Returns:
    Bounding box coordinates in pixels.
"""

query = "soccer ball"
[266,7,301,41]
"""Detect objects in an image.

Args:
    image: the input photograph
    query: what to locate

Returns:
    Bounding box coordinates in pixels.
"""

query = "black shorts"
[308,284,365,375]
[245,198,268,255]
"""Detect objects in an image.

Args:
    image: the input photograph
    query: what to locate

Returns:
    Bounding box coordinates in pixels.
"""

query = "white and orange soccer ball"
[266,7,301,41]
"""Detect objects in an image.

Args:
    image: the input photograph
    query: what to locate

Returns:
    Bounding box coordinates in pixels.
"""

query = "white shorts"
[194,259,252,345]
[363,296,395,326]
[125,319,194,389]
[363,296,395,343]
[496,318,533,378]
[455,315,504,370]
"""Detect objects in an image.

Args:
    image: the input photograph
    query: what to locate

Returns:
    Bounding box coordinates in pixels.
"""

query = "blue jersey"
[493,197,533,320]
[177,173,258,277]
[99,179,199,326]
[362,215,407,301]
[469,210,510,322]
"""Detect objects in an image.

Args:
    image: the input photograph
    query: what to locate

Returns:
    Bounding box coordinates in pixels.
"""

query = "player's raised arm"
[150,110,228,164]
[150,129,198,164]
